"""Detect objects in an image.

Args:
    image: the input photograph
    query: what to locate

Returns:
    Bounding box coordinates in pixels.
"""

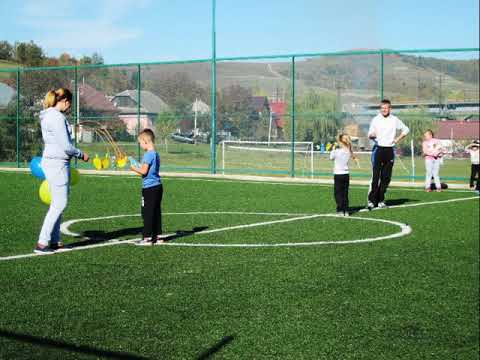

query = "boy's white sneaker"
[377,202,387,208]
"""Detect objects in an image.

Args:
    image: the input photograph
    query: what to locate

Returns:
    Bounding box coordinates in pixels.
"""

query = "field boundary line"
[0,167,473,190]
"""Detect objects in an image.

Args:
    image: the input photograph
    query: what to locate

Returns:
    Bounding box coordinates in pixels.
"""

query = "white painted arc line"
[61,212,307,237]
[62,195,477,237]
[0,196,477,261]
[163,217,412,248]
[1,215,407,259]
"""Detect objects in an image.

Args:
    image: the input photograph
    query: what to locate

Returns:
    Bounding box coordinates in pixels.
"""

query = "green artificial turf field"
[0,171,478,359]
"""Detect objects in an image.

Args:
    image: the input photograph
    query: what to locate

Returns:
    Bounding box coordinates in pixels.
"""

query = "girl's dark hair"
[425,129,434,137]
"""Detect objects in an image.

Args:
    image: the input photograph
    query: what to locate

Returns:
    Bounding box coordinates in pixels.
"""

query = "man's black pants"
[470,164,480,190]
[368,146,394,205]
[142,184,163,241]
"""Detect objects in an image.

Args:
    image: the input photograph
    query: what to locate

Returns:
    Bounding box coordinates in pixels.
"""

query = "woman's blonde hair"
[337,133,353,155]
[43,88,73,109]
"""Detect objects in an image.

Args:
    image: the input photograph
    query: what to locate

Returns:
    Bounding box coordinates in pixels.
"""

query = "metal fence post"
[16,70,20,167]
[74,67,78,167]
[380,49,384,100]
[137,64,141,161]
[210,0,217,174]
[290,56,296,178]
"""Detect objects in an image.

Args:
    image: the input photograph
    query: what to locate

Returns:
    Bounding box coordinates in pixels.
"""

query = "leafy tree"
[284,89,342,144]
[155,111,177,153]
[14,41,44,66]
[0,41,13,60]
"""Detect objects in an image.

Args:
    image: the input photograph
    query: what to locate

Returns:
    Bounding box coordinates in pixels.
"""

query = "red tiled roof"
[79,84,118,113]
[436,120,480,140]
[270,101,287,128]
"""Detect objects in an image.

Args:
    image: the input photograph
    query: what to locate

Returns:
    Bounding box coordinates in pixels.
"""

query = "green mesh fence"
[0,48,478,182]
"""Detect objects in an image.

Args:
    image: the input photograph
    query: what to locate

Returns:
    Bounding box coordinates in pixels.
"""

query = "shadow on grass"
[348,198,414,214]
[66,226,210,247]
[0,328,149,360]
[163,226,209,242]
[197,335,234,360]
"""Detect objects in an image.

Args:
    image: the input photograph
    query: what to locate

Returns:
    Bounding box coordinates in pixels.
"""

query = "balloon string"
[76,121,126,159]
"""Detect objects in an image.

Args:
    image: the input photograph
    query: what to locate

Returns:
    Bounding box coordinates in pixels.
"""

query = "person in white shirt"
[466,141,480,192]
[367,99,409,209]
[330,134,359,216]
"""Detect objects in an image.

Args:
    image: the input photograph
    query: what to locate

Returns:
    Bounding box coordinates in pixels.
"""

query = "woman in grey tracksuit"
[35,88,89,254]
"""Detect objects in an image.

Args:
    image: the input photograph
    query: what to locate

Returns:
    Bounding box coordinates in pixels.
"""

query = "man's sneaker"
[134,239,156,246]
[367,202,375,211]
[336,212,344,216]
[33,246,55,255]
[377,202,387,208]
[50,242,65,251]
[344,212,350,217]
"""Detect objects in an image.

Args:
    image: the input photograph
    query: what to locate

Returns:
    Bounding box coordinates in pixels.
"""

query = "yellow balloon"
[116,156,127,168]
[101,158,110,169]
[39,180,51,205]
[70,168,80,186]
[93,154,102,170]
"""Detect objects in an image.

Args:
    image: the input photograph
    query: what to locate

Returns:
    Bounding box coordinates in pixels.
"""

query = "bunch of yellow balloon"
[92,154,111,170]
[77,121,129,170]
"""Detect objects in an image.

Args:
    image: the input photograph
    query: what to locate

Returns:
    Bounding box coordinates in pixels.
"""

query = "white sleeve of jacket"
[51,114,83,158]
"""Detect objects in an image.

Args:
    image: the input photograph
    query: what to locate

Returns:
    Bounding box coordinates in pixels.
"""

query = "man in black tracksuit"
[367,99,410,209]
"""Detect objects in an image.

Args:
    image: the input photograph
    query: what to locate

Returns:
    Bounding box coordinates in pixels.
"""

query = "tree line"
[0,40,103,67]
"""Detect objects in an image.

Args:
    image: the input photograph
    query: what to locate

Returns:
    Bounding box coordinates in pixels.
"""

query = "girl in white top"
[35,88,89,254]
[422,129,444,192]
[330,134,358,216]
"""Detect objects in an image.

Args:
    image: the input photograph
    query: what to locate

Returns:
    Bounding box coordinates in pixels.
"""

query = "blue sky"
[1,0,478,63]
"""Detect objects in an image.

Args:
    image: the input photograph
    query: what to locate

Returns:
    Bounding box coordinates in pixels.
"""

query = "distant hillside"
[1,53,477,107]
[140,53,478,104]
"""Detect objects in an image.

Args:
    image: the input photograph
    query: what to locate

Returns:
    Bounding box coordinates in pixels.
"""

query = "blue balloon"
[30,156,45,179]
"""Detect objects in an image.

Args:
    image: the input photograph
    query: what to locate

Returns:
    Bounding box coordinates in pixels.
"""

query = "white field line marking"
[60,212,305,237]
[1,196,477,261]
[356,195,478,213]
[160,177,475,193]
[162,215,411,247]
[1,168,474,191]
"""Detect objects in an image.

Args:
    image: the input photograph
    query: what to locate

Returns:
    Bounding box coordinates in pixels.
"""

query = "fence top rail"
[0,47,478,73]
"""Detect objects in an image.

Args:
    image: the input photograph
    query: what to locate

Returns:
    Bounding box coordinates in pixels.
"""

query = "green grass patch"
[0,171,478,359]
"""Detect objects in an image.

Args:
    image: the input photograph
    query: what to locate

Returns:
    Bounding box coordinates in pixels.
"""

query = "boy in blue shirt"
[131,129,163,245]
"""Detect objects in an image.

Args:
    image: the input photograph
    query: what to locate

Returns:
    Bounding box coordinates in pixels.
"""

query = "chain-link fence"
[0,48,478,182]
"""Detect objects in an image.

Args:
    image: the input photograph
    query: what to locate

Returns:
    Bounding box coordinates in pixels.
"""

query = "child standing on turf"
[465,140,480,193]
[330,134,358,216]
[131,129,163,245]
[422,129,444,192]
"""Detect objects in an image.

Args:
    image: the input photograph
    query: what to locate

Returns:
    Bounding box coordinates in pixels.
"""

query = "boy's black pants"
[471,164,480,190]
[142,184,163,240]
[368,146,394,205]
[334,174,350,212]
